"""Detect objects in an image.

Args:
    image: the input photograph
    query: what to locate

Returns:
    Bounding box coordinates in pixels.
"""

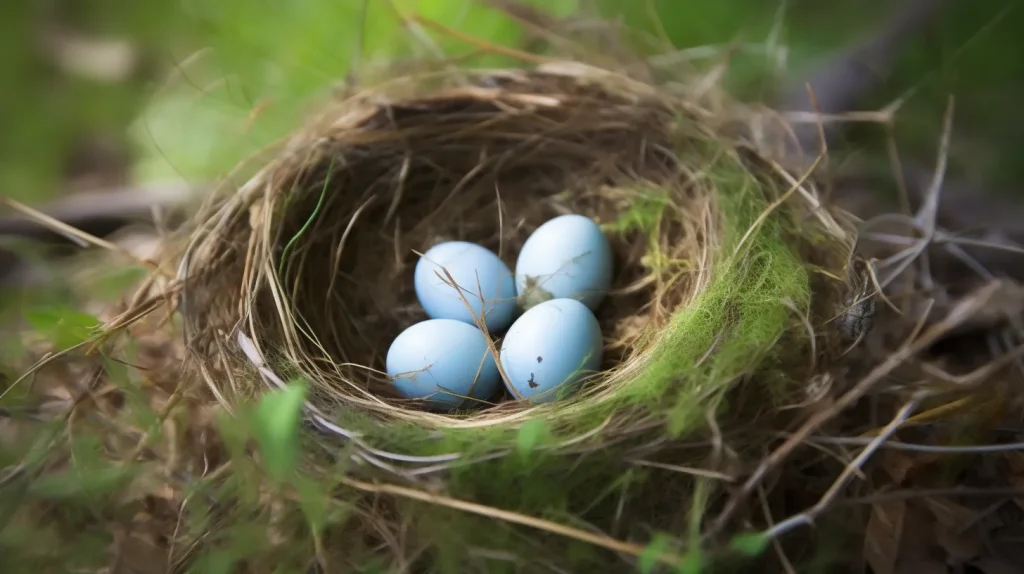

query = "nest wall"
[175,63,861,565]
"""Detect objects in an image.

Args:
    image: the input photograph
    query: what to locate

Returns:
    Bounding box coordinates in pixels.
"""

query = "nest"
[11,10,1024,572]
[183,62,856,423]
[174,59,865,566]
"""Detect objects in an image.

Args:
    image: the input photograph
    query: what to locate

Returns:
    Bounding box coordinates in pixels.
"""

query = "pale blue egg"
[386,319,500,411]
[515,214,614,311]
[414,241,518,332]
[499,298,603,403]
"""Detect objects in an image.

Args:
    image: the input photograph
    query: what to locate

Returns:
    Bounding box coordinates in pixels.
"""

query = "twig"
[760,394,923,541]
[628,459,736,482]
[234,330,466,467]
[842,487,1024,507]
[706,280,1001,538]
[867,96,956,289]
[780,0,941,152]
[339,476,685,567]
[411,15,555,65]
[731,152,820,256]
[0,182,196,240]
[811,437,1024,455]
[0,193,177,282]
[758,484,797,574]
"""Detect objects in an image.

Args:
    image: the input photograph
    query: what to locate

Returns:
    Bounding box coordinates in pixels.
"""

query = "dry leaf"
[1004,453,1024,513]
[880,450,916,484]
[935,522,983,562]
[864,500,906,574]
[894,505,948,574]
[926,498,978,528]
[110,529,170,574]
[926,498,998,562]
[1007,452,1024,474]
[117,463,175,505]
[0,418,33,449]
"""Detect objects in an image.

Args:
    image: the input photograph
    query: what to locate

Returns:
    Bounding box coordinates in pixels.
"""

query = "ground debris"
[863,499,906,574]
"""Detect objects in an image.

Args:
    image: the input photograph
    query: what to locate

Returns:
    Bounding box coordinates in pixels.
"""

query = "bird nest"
[11,6,1024,570]
[180,61,859,458]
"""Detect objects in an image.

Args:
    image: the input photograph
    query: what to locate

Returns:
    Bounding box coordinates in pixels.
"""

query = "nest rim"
[176,62,857,440]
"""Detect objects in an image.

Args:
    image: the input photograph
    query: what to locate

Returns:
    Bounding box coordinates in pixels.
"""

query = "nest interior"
[264,70,711,419]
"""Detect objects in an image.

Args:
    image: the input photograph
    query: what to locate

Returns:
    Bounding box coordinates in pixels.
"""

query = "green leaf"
[516,418,549,459]
[86,266,150,300]
[0,480,29,529]
[251,380,307,484]
[639,533,671,574]
[216,408,250,462]
[730,531,769,556]
[679,550,703,574]
[28,465,135,501]
[23,307,101,350]
[294,474,331,533]
[189,550,238,574]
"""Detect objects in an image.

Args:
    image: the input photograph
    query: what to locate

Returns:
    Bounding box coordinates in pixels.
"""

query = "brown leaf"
[935,522,983,562]
[117,463,174,505]
[894,505,947,574]
[864,500,906,574]
[110,529,169,574]
[926,498,977,528]
[926,498,999,562]
[1005,453,1024,513]
[880,450,916,484]
[1007,452,1024,474]
[0,418,34,449]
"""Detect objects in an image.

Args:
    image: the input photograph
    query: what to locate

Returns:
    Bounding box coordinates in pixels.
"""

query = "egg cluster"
[385,214,615,411]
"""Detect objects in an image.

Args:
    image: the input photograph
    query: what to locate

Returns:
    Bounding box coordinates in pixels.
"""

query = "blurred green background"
[2,0,1022,204]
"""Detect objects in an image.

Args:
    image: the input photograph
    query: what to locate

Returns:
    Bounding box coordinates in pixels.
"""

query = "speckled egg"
[414,241,518,332]
[386,319,500,411]
[514,214,614,311]
[499,298,603,403]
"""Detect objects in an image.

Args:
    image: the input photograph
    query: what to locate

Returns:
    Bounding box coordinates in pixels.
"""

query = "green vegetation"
[4,1,1023,203]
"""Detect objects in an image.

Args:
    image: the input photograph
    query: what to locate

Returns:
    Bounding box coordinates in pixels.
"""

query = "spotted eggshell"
[499,298,603,403]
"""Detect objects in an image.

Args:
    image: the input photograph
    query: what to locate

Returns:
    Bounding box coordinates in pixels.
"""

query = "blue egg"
[414,241,518,332]
[386,319,500,411]
[515,214,614,311]
[499,298,603,403]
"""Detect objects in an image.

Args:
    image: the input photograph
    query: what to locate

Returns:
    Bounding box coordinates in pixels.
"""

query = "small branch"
[761,395,923,541]
[0,182,197,241]
[811,437,1024,455]
[706,281,1001,538]
[780,0,942,152]
[339,476,686,567]
[842,486,1024,507]
[0,194,175,279]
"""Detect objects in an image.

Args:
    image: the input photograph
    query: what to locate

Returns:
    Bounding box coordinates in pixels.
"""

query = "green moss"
[606,187,672,235]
